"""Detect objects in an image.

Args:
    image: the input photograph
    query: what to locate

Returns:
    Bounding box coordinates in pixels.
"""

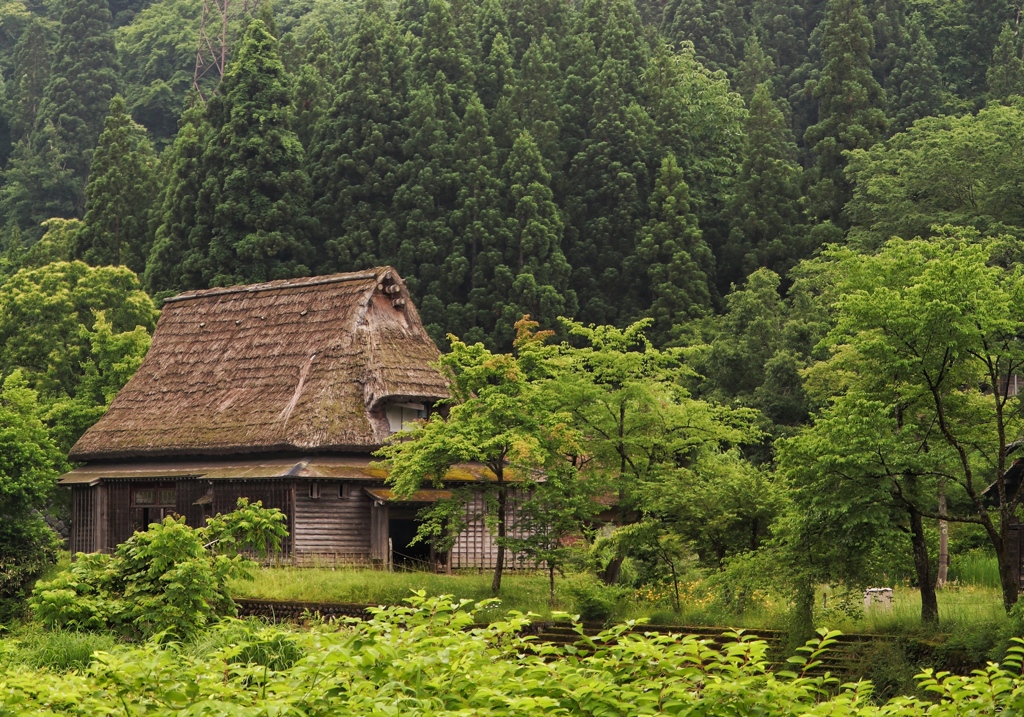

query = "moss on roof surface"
[69,268,449,461]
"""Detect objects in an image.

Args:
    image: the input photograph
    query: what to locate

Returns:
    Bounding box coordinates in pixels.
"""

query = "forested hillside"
[1,0,1020,349]
[4,0,1024,640]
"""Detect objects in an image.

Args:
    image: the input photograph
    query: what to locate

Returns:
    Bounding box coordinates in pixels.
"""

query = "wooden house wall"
[213,480,294,553]
[292,481,373,561]
[176,479,211,529]
[449,489,532,570]
[107,481,134,548]
[70,486,96,554]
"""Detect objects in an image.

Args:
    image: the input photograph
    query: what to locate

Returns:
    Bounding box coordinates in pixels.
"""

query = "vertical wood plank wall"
[213,480,294,553]
[70,486,95,554]
[292,481,373,561]
[449,489,531,570]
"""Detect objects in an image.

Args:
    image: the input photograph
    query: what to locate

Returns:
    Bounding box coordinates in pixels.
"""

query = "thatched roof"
[69,268,449,461]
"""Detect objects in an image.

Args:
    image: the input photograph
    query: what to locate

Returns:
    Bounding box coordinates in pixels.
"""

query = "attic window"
[386,402,426,433]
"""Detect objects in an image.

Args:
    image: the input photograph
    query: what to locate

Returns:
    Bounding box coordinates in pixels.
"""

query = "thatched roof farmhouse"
[61,268,503,569]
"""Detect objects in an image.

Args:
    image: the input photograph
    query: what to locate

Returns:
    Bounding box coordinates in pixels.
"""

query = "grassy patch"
[0,624,124,672]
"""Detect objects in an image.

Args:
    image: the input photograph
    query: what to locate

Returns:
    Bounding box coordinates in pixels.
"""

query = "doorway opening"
[389,516,431,568]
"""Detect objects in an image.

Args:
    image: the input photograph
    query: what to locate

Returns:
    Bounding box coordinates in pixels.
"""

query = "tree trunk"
[492,474,506,595]
[997,535,1020,612]
[936,491,948,589]
[548,562,555,606]
[600,556,623,585]
[909,507,938,625]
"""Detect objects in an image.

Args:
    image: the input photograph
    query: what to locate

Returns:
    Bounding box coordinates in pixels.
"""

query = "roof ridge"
[163,271,382,304]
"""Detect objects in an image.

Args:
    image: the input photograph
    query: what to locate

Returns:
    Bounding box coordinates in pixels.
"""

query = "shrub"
[3,595,1024,714]
[30,499,287,638]
[563,574,628,623]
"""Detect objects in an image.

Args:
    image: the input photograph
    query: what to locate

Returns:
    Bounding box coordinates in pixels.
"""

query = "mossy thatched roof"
[69,268,448,461]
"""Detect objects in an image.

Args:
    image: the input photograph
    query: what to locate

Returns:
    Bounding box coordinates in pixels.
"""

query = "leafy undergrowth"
[2,595,1024,715]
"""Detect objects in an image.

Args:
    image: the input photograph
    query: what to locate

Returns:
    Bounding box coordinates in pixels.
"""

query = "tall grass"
[949,551,1001,588]
[3,626,123,672]
[231,567,570,620]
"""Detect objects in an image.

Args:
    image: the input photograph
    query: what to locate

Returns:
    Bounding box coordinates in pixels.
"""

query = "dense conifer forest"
[7,0,1024,678]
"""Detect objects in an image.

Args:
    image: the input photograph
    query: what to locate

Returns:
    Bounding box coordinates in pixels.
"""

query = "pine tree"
[187,18,316,287]
[75,95,158,273]
[8,19,51,143]
[723,83,807,285]
[308,0,408,273]
[509,36,563,174]
[804,0,887,224]
[565,0,652,325]
[987,23,1024,102]
[292,26,337,152]
[662,0,745,75]
[478,31,514,112]
[887,13,945,134]
[448,94,511,344]
[145,104,206,294]
[634,153,713,343]
[1,123,78,240]
[505,0,571,63]
[496,130,575,341]
[35,0,119,185]
[735,33,775,102]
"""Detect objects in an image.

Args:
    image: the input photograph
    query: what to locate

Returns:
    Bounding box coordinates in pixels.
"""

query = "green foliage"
[987,23,1024,102]
[31,499,288,638]
[35,0,119,189]
[380,318,582,593]
[804,0,887,224]
[7,595,1024,714]
[0,370,63,618]
[76,95,159,273]
[0,260,155,448]
[182,17,313,284]
[846,103,1024,248]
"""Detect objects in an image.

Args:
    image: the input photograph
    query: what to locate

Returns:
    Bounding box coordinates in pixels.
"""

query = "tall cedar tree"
[723,83,807,285]
[1,122,78,239]
[734,33,774,102]
[392,0,473,334]
[498,130,575,343]
[8,19,51,143]
[987,23,1024,103]
[449,94,510,345]
[887,13,945,134]
[292,26,337,152]
[186,19,315,288]
[309,0,408,273]
[35,0,119,193]
[804,0,886,225]
[566,0,651,326]
[145,104,206,294]
[634,152,712,344]
[662,0,744,74]
[504,0,571,63]
[76,95,158,273]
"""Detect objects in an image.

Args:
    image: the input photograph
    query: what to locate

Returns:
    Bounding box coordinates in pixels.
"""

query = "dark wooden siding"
[213,480,294,553]
[293,481,372,560]
[176,479,210,528]
[70,486,96,554]
[107,481,134,549]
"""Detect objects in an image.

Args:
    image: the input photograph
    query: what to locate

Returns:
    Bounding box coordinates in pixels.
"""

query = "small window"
[340,483,353,499]
[309,482,321,499]
[386,402,427,433]
[132,483,176,507]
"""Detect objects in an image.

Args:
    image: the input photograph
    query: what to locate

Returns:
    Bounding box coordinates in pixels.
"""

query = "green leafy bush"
[563,574,628,623]
[30,499,287,638]
[2,595,1024,714]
